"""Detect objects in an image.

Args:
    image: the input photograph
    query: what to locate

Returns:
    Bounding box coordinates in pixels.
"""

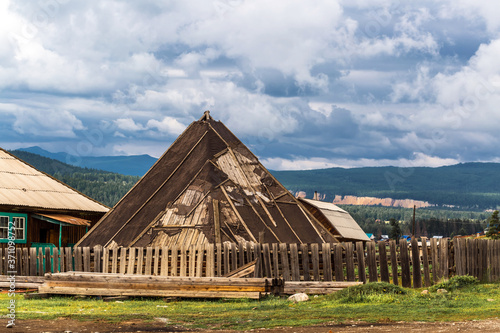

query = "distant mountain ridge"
[10,147,500,210]
[18,146,157,176]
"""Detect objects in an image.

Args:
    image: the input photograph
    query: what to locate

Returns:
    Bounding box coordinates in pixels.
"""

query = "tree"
[486,210,500,239]
[389,218,402,240]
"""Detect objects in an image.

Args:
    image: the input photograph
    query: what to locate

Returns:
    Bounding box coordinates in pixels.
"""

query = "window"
[0,213,27,243]
[0,216,8,239]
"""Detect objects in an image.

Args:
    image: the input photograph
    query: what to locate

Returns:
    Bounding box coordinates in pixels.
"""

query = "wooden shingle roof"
[77,111,339,248]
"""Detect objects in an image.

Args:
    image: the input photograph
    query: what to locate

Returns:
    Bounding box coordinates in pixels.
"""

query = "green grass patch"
[429,275,479,292]
[1,282,499,330]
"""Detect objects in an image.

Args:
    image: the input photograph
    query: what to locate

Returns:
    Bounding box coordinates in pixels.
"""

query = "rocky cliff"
[332,195,433,208]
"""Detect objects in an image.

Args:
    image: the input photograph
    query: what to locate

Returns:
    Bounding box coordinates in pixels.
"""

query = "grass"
[1,281,499,330]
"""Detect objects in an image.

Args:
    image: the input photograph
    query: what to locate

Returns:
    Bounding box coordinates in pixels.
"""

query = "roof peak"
[199,110,213,122]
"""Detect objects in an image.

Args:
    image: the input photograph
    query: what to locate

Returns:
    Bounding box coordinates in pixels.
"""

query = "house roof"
[0,148,109,213]
[77,111,338,248]
[299,198,370,241]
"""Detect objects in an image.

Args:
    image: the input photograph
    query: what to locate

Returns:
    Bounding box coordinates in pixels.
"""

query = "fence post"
[355,241,366,283]
[366,241,377,283]
[411,238,422,288]
[378,241,389,283]
[399,239,411,288]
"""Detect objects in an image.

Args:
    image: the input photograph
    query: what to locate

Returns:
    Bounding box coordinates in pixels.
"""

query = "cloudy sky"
[1,0,500,170]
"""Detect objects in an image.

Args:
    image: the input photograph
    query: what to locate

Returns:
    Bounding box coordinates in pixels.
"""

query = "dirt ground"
[3,318,500,333]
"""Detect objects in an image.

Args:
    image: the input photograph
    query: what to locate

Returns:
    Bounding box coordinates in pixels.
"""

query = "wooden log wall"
[1,239,499,287]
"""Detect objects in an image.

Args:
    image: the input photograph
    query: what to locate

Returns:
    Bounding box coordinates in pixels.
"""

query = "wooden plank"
[366,241,377,283]
[300,244,311,281]
[145,247,153,276]
[378,241,389,283]
[111,248,118,274]
[311,243,320,281]
[272,243,280,279]
[262,243,272,278]
[223,242,230,276]
[119,248,127,274]
[345,242,355,282]
[171,246,178,277]
[188,245,196,277]
[0,248,2,275]
[16,248,22,275]
[196,246,204,277]
[30,247,37,276]
[180,246,187,277]
[410,238,422,288]
[39,286,262,299]
[238,242,245,267]
[127,247,136,275]
[253,243,262,278]
[160,247,169,276]
[399,239,411,288]
[83,247,91,272]
[37,248,44,276]
[430,238,440,282]
[93,246,102,273]
[102,248,109,274]
[44,247,51,274]
[22,248,29,276]
[216,243,222,277]
[223,259,257,278]
[213,199,221,244]
[322,243,332,282]
[421,237,431,287]
[289,243,300,281]
[279,243,290,281]
[206,244,215,277]
[153,247,160,276]
[441,238,449,279]
[246,242,252,263]
[65,247,73,272]
[389,240,398,286]
[52,248,59,274]
[136,247,144,275]
[355,242,366,283]
[231,242,238,272]
[333,243,344,282]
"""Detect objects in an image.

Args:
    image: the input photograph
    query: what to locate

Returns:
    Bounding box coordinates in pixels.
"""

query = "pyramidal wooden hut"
[77,111,368,249]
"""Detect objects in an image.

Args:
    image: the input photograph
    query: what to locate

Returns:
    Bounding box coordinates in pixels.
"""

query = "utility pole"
[412,204,416,238]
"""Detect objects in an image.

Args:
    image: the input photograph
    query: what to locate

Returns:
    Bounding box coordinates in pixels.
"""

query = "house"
[77,111,369,249]
[298,198,369,242]
[0,148,109,249]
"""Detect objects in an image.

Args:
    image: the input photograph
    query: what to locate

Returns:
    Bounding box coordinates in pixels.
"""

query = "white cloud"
[13,109,85,138]
[114,118,146,132]
[146,117,185,136]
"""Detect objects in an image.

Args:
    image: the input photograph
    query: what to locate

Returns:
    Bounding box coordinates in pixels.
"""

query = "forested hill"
[10,150,140,207]
[271,163,500,210]
[9,149,500,210]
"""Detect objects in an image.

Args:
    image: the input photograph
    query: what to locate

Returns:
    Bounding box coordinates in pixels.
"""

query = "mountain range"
[17,146,157,176]
[9,147,500,210]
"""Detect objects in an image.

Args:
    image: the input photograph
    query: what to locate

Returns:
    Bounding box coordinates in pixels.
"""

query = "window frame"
[0,212,28,244]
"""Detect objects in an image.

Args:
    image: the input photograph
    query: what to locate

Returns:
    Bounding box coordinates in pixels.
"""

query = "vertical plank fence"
[1,239,500,287]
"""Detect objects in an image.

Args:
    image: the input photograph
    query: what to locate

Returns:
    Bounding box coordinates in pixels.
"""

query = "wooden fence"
[1,238,499,288]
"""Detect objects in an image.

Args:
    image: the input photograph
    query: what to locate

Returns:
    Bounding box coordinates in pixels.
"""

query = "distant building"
[0,148,108,249]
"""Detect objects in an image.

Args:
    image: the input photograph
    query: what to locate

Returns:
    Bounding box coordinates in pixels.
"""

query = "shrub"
[334,282,406,303]
[429,275,479,292]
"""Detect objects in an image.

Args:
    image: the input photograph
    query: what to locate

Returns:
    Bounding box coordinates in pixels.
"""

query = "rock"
[287,293,309,302]
[437,289,448,294]
[421,290,429,295]
[487,299,495,302]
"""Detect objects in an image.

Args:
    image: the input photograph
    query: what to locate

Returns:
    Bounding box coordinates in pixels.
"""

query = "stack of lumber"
[38,272,279,299]
[283,281,363,295]
[0,276,45,289]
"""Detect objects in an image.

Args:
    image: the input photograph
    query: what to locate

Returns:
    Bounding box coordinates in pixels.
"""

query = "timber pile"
[38,272,280,299]
[283,281,363,295]
[0,276,45,289]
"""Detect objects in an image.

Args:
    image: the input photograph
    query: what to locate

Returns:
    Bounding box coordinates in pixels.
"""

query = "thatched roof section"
[77,112,339,248]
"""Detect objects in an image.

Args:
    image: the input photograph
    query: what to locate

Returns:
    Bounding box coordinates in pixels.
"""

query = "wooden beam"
[213,199,221,244]
[220,186,257,243]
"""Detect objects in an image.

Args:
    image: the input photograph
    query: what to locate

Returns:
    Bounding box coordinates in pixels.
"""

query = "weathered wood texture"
[2,239,499,287]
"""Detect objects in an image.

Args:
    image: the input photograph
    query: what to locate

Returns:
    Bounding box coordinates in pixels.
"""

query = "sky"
[1,0,500,170]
